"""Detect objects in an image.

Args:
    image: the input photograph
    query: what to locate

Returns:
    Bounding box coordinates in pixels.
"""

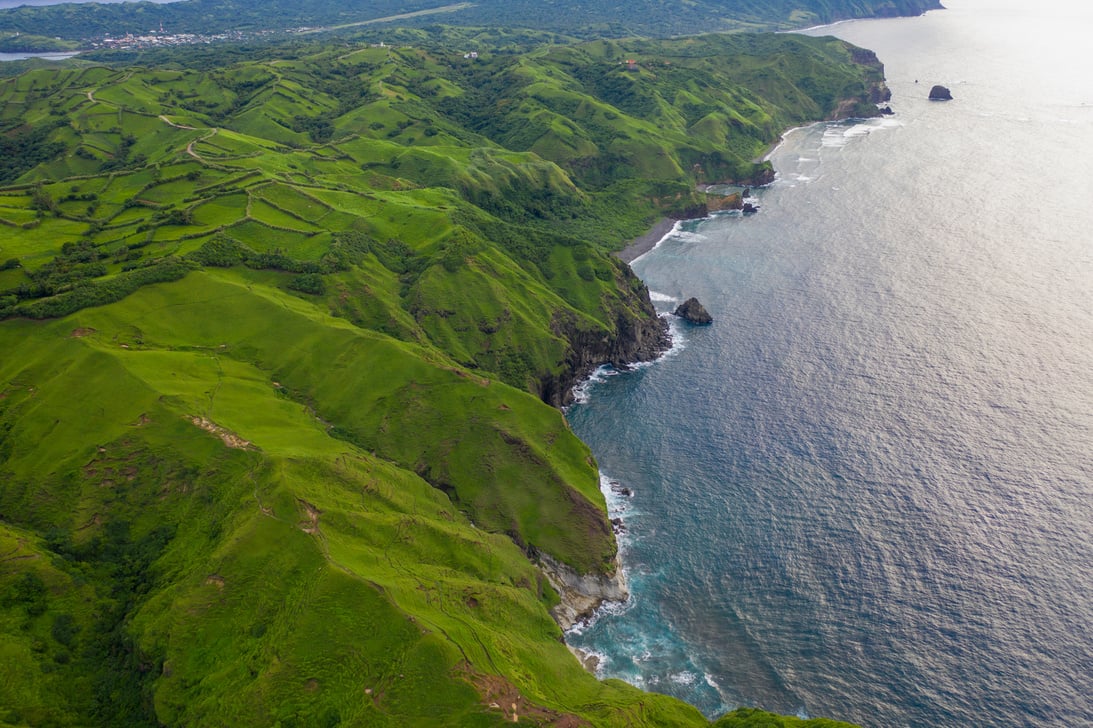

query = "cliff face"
[537,550,629,630]
[540,264,671,408]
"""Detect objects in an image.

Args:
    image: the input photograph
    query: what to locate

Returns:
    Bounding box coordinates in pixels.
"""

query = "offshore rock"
[929,84,953,100]
[537,551,628,630]
[674,297,713,325]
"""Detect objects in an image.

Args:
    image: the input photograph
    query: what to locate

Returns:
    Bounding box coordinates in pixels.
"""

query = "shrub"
[288,273,326,295]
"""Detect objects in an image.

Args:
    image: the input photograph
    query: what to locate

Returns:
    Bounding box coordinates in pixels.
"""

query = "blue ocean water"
[565,2,1093,725]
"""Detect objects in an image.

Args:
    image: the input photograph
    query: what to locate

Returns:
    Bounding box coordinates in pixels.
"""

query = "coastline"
[759,122,817,163]
[615,217,679,264]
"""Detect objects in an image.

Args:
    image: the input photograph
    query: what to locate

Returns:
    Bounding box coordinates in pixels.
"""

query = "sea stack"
[929,84,953,100]
[674,297,713,325]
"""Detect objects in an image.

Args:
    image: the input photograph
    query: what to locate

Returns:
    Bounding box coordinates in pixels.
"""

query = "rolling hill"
[0,29,885,726]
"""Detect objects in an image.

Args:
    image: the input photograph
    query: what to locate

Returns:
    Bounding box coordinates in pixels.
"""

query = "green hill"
[0,32,879,726]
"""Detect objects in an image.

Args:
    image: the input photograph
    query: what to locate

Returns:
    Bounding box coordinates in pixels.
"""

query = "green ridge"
[0,30,878,726]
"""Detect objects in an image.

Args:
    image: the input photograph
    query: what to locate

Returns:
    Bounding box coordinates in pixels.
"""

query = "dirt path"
[159,114,198,131]
[186,128,219,161]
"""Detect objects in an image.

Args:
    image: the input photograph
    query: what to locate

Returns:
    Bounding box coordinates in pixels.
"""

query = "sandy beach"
[615,218,678,264]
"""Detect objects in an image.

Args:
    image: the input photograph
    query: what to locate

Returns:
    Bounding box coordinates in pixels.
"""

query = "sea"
[564,1,1093,726]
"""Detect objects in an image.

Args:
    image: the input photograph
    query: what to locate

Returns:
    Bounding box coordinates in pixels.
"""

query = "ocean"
[564,1,1093,725]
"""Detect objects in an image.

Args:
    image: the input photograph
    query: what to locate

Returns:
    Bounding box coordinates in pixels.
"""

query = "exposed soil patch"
[190,416,253,449]
[70,327,97,338]
[458,664,589,726]
[298,499,321,534]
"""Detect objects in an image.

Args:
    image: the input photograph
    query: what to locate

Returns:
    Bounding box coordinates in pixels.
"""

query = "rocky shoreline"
[538,263,672,408]
[545,85,887,641]
[537,550,629,631]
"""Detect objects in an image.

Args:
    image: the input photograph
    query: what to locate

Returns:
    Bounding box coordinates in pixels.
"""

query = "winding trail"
[186,128,219,162]
[158,114,198,130]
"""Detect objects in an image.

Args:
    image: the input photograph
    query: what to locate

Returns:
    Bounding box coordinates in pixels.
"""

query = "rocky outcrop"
[537,550,628,630]
[929,84,953,100]
[674,297,713,325]
[540,263,670,407]
[705,190,743,212]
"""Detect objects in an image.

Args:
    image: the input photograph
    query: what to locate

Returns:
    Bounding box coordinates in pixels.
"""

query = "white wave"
[661,315,687,358]
[648,290,677,303]
[629,219,684,264]
[566,587,635,635]
[820,118,900,148]
[600,474,637,517]
[670,671,699,686]
[567,309,683,408]
[670,230,708,243]
[571,645,609,674]
[567,364,619,406]
[762,122,821,161]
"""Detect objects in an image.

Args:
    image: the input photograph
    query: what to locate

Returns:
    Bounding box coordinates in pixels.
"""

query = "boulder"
[674,297,712,325]
[929,84,952,101]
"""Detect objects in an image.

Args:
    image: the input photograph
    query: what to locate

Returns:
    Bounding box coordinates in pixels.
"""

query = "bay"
[565,1,1093,725]
[0,51,80,61]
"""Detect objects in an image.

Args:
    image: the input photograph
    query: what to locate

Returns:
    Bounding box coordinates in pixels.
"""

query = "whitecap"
[670,671,699,686]
[568,364,619,405]
[821,130,850,148]
[649,290,677,303]
[670,230,708,243]
[566,590,635,635]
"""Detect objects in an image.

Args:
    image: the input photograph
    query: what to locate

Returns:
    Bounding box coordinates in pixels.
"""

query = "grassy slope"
[0,33,876,726]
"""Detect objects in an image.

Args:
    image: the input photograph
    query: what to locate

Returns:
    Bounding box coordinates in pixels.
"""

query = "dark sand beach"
[615,218,677,264]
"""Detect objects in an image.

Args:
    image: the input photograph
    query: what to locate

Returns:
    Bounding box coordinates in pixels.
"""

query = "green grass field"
[0,29,880,726]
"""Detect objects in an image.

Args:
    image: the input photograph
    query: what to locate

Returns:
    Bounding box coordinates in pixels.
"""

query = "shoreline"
[759,122,817,162]
[615,217,679,264]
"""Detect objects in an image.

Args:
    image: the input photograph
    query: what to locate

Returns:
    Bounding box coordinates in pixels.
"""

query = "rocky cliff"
[540,263,671,407]
[537,550,629,629]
